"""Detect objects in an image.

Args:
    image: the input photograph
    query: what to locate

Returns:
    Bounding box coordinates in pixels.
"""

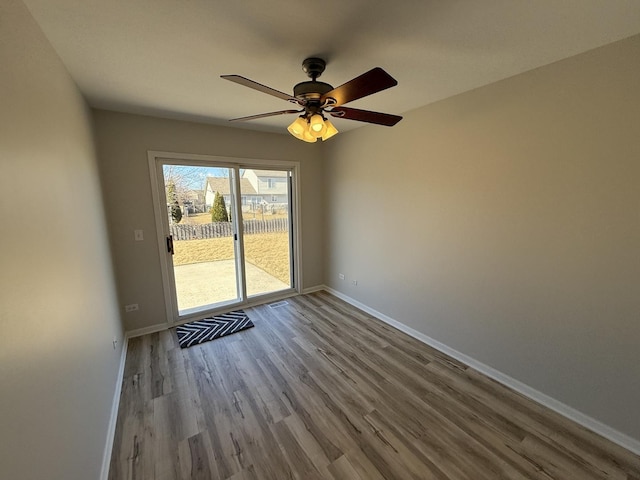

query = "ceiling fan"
[221,58,402,142]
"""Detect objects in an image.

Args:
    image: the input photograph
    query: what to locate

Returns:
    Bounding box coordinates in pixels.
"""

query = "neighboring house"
[204,176,259,211]
[182,189,205,214]
[243,169,289,205]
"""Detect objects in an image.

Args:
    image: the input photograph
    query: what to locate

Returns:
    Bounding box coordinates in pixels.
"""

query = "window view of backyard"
[163,165,292,313]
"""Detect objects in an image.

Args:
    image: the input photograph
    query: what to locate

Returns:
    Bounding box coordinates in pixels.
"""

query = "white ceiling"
[22,0,640,133]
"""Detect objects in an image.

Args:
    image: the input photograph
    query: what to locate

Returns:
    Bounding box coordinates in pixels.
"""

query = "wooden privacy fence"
[170,218,289,240]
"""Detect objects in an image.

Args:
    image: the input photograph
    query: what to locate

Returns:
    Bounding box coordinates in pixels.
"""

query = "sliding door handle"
[166,235,174,255]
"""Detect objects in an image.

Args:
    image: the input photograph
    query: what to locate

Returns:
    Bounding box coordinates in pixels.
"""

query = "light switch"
[134,229,144,241]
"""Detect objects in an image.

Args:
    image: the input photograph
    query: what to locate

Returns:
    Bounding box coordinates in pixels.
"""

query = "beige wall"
[0,1,124,479]
[93,110,324,331]
[324,35,640,441]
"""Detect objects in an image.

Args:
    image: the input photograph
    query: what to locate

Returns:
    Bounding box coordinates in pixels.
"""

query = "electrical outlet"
[339,273,345,280]
[352,280,358,286]
[125,303,139,312]
[134,229,144,241]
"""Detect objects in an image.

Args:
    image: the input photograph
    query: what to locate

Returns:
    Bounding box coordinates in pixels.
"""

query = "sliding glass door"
[240,169,292,297]
[163,165,240,314]
[150,154,297,322]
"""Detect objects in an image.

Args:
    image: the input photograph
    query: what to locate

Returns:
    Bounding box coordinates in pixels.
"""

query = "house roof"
[185,189,204,201]
[206,177,256,196]
[245,169,288,178]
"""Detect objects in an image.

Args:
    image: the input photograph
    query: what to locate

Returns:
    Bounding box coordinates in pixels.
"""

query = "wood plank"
[177,432,215,480]
[326,455,364,480]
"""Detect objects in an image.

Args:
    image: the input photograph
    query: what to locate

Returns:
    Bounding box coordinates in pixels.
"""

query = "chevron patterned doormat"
[175,310,254,348]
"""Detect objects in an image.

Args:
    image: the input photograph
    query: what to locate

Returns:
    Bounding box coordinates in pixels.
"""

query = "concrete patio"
[174,259,289,311]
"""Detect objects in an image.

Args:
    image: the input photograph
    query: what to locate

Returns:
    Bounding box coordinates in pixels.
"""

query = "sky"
[162,164,243,190]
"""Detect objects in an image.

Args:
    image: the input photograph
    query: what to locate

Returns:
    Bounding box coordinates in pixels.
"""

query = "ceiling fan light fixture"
[321,119,339,141]
[287,116,307,139]
[301,126,317,143]
[309,114,324,131]
[309,114,327,138]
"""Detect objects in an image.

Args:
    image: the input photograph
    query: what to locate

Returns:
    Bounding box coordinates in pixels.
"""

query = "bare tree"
[162,165,201,205]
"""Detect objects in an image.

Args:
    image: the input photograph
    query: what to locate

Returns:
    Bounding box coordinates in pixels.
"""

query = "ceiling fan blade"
[221,75,298,103]
[228,110,301,122]
[329,106,402,126]
[321,67,398,107]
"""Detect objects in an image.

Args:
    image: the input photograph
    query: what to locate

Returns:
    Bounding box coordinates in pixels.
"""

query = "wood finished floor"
[109,292,640,479]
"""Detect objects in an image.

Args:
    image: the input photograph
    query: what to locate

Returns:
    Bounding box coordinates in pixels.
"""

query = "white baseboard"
[302,284,326,294]
[322,287,640,456]
[100,335,129,480]
[126,322,169,339]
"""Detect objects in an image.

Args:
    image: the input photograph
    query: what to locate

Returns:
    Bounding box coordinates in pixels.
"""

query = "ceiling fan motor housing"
[293,81,333,100]
[295,57,334,106]
[302,57,326,79]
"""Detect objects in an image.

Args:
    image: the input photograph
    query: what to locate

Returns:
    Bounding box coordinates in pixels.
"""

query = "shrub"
[171,202,182,224]
[210,191,229,222]
[166,181,182,224]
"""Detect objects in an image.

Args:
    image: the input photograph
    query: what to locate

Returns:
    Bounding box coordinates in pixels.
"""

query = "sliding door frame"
[148,150,302,325]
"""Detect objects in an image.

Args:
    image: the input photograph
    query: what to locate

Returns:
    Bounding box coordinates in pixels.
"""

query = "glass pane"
[162,164,239,313]
[240,168,292,297]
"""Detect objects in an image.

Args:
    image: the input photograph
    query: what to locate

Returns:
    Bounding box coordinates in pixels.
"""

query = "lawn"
[173,232,291,284]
